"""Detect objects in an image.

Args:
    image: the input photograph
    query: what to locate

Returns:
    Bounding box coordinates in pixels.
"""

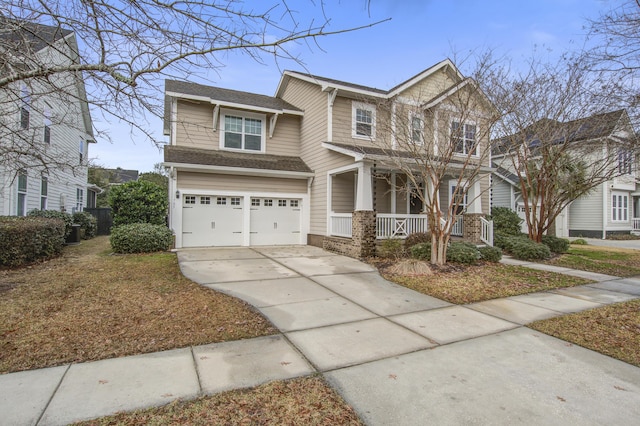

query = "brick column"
[352,210,376,257]
[463,213,484,244]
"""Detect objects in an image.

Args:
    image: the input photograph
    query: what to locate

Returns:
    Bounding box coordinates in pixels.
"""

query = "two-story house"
[163,59,494,257]
[0,21,94,216]
[492,109,638,238]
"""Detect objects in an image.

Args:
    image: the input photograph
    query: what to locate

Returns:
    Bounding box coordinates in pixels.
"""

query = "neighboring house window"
[352,102,376,139]
[612,193,628,222]
[79,139,84,164]
[410,113,424,145]
[43,109,51,144]
[76,188,84,212]
[20,86,30,130]
[41,176,48,210]
[618,149,633,175]
[451,121,478,156]
[17,170,27,216]
[220,110,265,152]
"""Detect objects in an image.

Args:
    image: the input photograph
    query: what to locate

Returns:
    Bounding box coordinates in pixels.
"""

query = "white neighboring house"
[492,110,639,239]
[0,21,95,216]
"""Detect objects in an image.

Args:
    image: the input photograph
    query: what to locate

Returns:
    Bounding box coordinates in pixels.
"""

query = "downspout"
[602,182,608,239]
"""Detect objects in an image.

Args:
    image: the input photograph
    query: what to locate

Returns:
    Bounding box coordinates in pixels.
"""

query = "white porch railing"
[330,213,352,238]
[376,214,428,239]
[450,216,464,236]
[633,218,640,232]
[480,217,494,246]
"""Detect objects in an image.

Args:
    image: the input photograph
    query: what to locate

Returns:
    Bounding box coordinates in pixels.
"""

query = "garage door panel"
[250,198,301,245]
[182,195,243,247]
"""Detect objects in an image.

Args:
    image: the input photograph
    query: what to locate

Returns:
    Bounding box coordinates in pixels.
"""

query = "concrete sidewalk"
[2,247,640,425]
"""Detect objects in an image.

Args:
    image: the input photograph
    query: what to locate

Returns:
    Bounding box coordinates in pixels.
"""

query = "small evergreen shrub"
[73,211,97,239]
[446,241,481,265]
[110,223,173,254]
[27,209,73,237]
[479,245,502,262]
[509,238,551,261]
[490,207,523,236]
[0,217,66,267]
[541,235,570,254]
[404,232,431,249]
[378,238,405,259]
[410,242,432,261]
[571,238,588,245]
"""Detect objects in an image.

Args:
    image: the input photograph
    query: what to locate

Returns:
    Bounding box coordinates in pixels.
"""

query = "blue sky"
[89,0,614,173]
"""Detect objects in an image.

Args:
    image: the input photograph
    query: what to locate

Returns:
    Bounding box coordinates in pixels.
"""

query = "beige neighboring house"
[163,59,494,256]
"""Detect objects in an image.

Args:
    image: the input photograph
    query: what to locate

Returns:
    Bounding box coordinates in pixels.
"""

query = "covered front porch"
[326,162,493,253]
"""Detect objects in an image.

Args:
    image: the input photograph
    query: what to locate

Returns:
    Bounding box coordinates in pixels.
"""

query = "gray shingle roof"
[285,71,388,95]
[0,19,73,53]
[165,80,302,112]
[164,145,313,174]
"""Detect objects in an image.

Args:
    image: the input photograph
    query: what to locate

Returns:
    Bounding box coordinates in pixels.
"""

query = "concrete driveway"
[178,245,640,425]
[581,237,640,250]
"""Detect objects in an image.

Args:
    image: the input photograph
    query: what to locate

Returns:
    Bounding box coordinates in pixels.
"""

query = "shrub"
[110,223,173,254]
[571,238,588,245]
[479,245,502,262]
[73,211,97,239]
[446,241,480,265]
[27,209,73,237]
[410,242,432,261]
[0,216,66,267]
[404,232,431,249]
[109,180,168,226]
[509,238,551,261]
[490,207,523,236]
[378,238,405,259]
[541,235,570,254]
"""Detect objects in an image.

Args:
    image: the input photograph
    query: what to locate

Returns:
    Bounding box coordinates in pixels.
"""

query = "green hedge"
[378,238,405,259]
[489,207,523,236]
[73,211,97,239]
[509,238,551,261]
[109,180,168,226]
[404,232,431,249]
[541,235,569,254]
[410,242,432,260]
[27,209,73,238]
[479,245,502,262]
[0,216,66,267]
[447,241,480,265]
[110,223,173,254]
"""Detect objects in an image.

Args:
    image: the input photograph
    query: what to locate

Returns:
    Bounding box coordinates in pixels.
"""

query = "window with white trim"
[451,121,478,156]
[612,193,628,222]
[352,102,376,139]
[290,200,299,207]
[618,149,633,175]
[43,109,51,144]
[79,139,85,165]
[200,196,211,204]
[40,176,48,210]
[230,197,241,206]
[217,197,227,205]
[17,170,27,216]
[278,199,287,207]
[251,198,260,206]
[76,188,84,212]
[20,86,30,130]
[450,183,468,215]
[410,113,424,145]
[263,199,273,207]
[220,109,265,152]
[185,195,196,204]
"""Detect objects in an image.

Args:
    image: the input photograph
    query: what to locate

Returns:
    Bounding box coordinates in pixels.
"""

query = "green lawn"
[546,245,640,277]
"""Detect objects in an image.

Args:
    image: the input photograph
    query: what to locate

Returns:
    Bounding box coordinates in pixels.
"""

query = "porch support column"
[467,179,482,213]
[355,162,373,211]
[390,172,397,214]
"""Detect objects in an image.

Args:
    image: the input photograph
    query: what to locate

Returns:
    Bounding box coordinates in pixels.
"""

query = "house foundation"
[321,210,377,258]
[463,213,484,244]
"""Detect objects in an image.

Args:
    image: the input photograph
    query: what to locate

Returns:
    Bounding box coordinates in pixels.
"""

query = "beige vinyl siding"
[374,176,391,213]
[177,171,307,194]
[569,183,603,231]
[175,101,301,156]
[397,70,458,102]
[331,171,355,213]
[480,175,491,214]
[491,177,513,209]
[280,78,356,235]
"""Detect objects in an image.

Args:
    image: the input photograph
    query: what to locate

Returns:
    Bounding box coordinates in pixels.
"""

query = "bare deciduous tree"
[0,0,384,176]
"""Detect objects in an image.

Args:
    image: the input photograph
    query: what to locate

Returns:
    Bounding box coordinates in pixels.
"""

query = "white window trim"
[449,179,469,214]
[611,192,629,222]
[450,119,479,157]
[41,175,48,210]
[218,108,267,153]
[617,149,633,175]
[409,111,424,145]
[17,170,27,216]
[352,101,376,140]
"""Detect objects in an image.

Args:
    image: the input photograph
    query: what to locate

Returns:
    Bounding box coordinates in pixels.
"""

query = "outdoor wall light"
[175,190,180,199]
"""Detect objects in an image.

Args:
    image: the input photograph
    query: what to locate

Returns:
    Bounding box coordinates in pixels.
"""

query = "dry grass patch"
[546,245,640,277]
[0,237,276,373]
[529,300,640,367]
[75,376,363,426]
[384,263,591,304]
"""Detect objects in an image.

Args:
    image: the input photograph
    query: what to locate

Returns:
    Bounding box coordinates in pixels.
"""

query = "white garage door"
[250,197,301,245]
[182,195,243,247]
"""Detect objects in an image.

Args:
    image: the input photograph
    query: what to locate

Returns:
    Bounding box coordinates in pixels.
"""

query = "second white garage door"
[250,197,301,245]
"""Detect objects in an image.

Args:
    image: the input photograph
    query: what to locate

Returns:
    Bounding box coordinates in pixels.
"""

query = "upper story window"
[618,149,633,175]
[352,102,376,139]
[220,109,265,152]
[20,86,30,130]
[79,139,85,164]
[451,121,478,156]
[410,113,424,145]
[43,109,51,144]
